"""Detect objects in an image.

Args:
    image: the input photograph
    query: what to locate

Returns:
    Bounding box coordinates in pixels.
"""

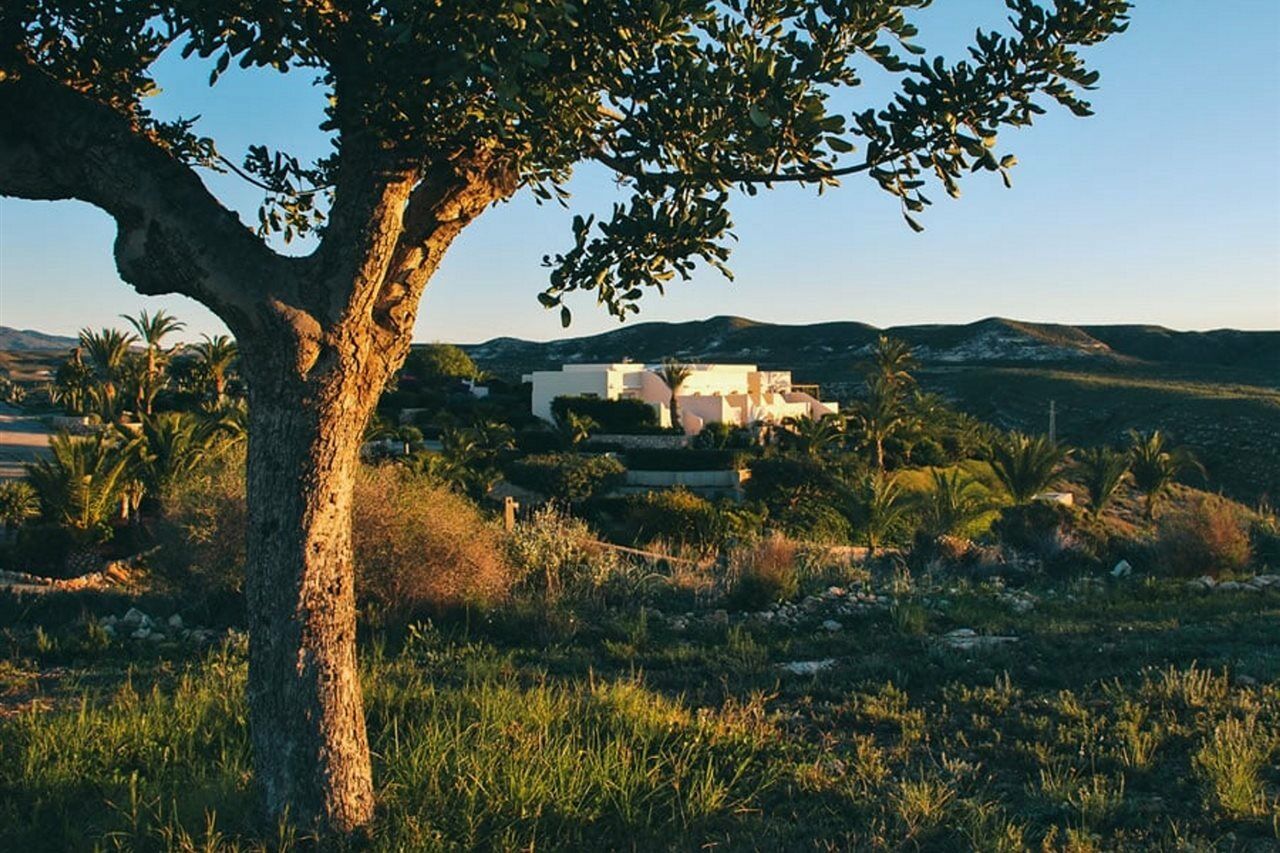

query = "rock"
[102,624,116,637]
[130,627,151,640]
[707,609,729,627]
[821,619,842,632]
[167,614,184,630]
[779,659,836,676]
[1234,674,1258,687]
[825,586,846,599]
[1185,577,1214,593]
[122,607,148,627]
[101,615,118,627]
[942,628,1019,652]
[1217,581,1244,592]
[1111,559,1133,578]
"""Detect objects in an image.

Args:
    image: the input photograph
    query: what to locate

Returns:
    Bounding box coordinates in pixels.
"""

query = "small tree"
[781,413,844,458]
[78,327,137,421]
[864,335,918,389]
[1129,430,1204,520]
[921,468,994,538]
[0,481,39,531]
[1075,446,1131,518]
[190,334,239,408]
[850,376,912,471]
[26,433,139,536]
[403,343,479,385]
[123,309,185,415]
[989,433,1071,504]
[658,360,694,432]
[853,471,908,555]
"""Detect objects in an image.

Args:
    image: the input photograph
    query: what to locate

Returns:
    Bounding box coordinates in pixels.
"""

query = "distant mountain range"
[0,327,77,352]
[464,315,1280,379]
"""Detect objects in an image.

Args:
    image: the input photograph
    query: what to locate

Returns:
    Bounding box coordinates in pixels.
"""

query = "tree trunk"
[241,338,384,834]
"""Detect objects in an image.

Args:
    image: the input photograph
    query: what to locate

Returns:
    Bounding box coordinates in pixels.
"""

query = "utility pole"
[1049,399,1057,445]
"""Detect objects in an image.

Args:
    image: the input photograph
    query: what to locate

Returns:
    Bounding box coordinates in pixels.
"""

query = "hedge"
[625,448,747,471]
[506,452,626,504]
[551,396,660,433]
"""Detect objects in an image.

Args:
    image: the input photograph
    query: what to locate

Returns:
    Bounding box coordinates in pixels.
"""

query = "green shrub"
[550,396,660,434]
[625,448,745,471]
[506,453,626,504]
[772,501,853,545]
[0,523,78,575]
[1156,496,1252,578]
[507,504,621,598]
[155,452,248,597]
[623,488,723,552]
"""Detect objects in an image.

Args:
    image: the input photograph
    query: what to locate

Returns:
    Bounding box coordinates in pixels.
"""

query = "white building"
[523,363,838,435]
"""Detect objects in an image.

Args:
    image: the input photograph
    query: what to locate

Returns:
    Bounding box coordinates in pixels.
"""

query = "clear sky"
[1,1,1277,343]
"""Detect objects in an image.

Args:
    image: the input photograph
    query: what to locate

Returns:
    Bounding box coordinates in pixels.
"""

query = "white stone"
[779,659,836,676]
[168,614,184,629]
[1111,559,1133,578]
[821,620,842,632]
[122,607,147,627]
[130,627,151,640]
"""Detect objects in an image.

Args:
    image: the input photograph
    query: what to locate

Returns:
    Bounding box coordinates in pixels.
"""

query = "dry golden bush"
[354,466,513,615]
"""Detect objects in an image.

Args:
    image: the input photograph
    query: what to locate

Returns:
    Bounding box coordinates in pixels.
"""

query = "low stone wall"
[624,469,748,488]
[587,433,689,450]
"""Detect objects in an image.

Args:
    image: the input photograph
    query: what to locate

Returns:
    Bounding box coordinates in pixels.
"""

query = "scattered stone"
[130,627,151,640]
[821,619,842,633]
[1234,674,1258,688]
[941,628,1019,652]
[1217,581,1244,592]
[779,659,836,676]
[167,614,184,630]
[1111,559,1133,578]
[1185,576,1215,593]
[122,608,148,627]
[707,609,729,627]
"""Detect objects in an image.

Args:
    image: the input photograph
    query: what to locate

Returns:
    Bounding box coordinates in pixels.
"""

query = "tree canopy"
[3,0,1128,326]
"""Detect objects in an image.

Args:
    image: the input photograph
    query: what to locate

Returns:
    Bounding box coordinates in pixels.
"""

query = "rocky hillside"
[465,315,1280,378]
[0,327,76,353]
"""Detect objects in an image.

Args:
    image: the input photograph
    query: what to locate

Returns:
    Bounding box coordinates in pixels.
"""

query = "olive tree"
[0,0,1128,833]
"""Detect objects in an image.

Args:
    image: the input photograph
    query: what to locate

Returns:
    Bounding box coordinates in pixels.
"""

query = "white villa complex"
[523,363,838,434]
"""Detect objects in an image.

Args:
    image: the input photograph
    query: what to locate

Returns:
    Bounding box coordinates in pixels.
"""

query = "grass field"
[2,577,1277,850]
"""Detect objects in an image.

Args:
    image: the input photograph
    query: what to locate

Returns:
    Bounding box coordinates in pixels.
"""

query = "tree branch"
[591,148,883,188]
[0,61,286,328]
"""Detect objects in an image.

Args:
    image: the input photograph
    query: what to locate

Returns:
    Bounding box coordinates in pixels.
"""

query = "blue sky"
[1,0,1277,343]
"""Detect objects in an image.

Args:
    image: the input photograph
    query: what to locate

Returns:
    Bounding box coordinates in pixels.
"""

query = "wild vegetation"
[2,320,1278,849]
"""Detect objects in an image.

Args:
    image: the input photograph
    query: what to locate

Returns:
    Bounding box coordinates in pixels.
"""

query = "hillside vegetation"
[463,316,1280,503]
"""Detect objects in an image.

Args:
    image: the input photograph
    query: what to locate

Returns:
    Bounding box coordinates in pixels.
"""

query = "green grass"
[2,581,1279,850]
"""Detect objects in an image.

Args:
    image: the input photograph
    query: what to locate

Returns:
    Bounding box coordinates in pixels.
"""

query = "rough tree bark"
[0,60,506,833]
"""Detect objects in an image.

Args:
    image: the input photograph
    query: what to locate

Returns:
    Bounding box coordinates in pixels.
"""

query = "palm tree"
[137,411,221,499]
[26,433,139,534]
[849,376,911,470]
[51,348,94,415]
[1075,446,1131,518]
[922,468,994,538]
[557,411,599,448]
[989,432,1071,504]
[658,359,693,432]
[853,472,907,555]
[78,327,138,420]
[864,334,918,388]
[123,309,185,415]
[781,413,844,457]
[1128,430,1204,520]
[190,334,238,406]
[0,481,39,531]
